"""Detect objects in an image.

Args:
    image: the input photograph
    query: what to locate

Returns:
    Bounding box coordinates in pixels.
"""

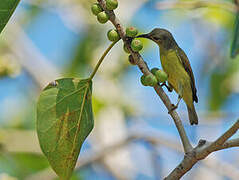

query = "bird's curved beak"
[137,34,151,39]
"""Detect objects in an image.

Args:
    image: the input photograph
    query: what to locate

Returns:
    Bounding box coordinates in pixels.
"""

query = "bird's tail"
[187,104,198,125]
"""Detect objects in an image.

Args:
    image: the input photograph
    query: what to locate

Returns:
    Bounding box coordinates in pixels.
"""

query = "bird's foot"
[168,104,178,114]
[160,82,173,92]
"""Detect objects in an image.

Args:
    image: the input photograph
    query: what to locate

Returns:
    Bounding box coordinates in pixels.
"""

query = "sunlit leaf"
[37,78,94,180]
[0,0,20,34]
[231,12,239,58]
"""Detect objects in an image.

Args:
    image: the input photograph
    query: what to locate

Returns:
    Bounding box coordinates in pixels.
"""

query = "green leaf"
[231,12,239,58]
[37,78,94,180]
[0,0,20,34]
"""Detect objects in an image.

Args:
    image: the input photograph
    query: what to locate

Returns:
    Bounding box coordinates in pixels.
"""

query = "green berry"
[145,74,158,87]
[155,70,168,83]
[151,68,159,75]
[123,44,130,54]
[106,0,118,10]
[131,39,143,52]
[107,29,120,41]
[126,27,138,37]
[91,3,103,15]
[97,12,109,24]
[140,75,148,86]
[128,55,137,65]
[141,74,158,87]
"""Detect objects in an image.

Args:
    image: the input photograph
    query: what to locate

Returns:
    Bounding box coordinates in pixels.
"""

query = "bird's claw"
[161,82,173,92]
[160,82,166,87]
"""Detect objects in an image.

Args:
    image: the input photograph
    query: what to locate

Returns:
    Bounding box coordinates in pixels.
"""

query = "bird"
[137,28,198,125]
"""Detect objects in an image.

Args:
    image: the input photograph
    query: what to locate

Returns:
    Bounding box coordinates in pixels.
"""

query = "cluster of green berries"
[91,1,120,42]
[91,2,165,88]
[124,27,143,53]
[91,0,118,24]
[141,68,168,87]
[91,0,143,59]
[91,1,143,65]
[123,27,143,65]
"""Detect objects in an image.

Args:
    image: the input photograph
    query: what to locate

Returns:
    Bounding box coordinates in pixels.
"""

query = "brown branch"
[214,138,239,151]
[204,119,239,153]
[97,0,192,154]
[156,0,238,13]
[165,119,239,180]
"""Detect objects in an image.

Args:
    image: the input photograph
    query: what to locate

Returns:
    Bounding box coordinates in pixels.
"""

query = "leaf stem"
[89,40,119,80]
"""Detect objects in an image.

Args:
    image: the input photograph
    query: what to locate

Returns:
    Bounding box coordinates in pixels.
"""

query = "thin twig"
[97,0,192,154]
[214,138,239,151]
[165,119,239,180]
[154,86,192,152]
[89,40,119,80]
[205,119,239,152]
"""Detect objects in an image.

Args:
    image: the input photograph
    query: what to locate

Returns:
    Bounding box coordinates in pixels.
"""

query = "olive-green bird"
[138,28,198,125]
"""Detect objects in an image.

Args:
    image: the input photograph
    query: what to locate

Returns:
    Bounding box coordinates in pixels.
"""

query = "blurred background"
[0,0,239,179]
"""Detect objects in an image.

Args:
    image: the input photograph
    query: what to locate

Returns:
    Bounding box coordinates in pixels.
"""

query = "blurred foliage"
[65,26,102,77]
[231,12,239,58]
[209,55,239,111]
[203,7,234,29]
[0,56,21,78]
[0,153,48,179]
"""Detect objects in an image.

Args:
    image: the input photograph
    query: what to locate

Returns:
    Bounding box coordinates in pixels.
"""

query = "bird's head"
[137,28,177,50]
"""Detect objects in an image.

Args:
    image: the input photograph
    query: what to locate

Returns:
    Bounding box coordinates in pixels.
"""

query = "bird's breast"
[160,51,190,93]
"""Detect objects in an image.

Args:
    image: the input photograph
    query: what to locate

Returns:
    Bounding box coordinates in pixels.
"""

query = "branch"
[214,138,239,151]
[156,0,238,13]
[89,40,119,80]
[205,119,239,153]
[165,119,239,180]
[95,2,239,179]
[27,131,239,180]
[97,0,192,154]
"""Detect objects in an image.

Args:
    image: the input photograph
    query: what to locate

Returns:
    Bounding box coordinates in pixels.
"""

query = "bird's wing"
[176,48,198,103]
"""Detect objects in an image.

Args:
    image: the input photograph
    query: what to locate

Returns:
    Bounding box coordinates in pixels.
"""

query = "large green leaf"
[231,12,239,58]
[0,0,20,34]
[37,78,94,180]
